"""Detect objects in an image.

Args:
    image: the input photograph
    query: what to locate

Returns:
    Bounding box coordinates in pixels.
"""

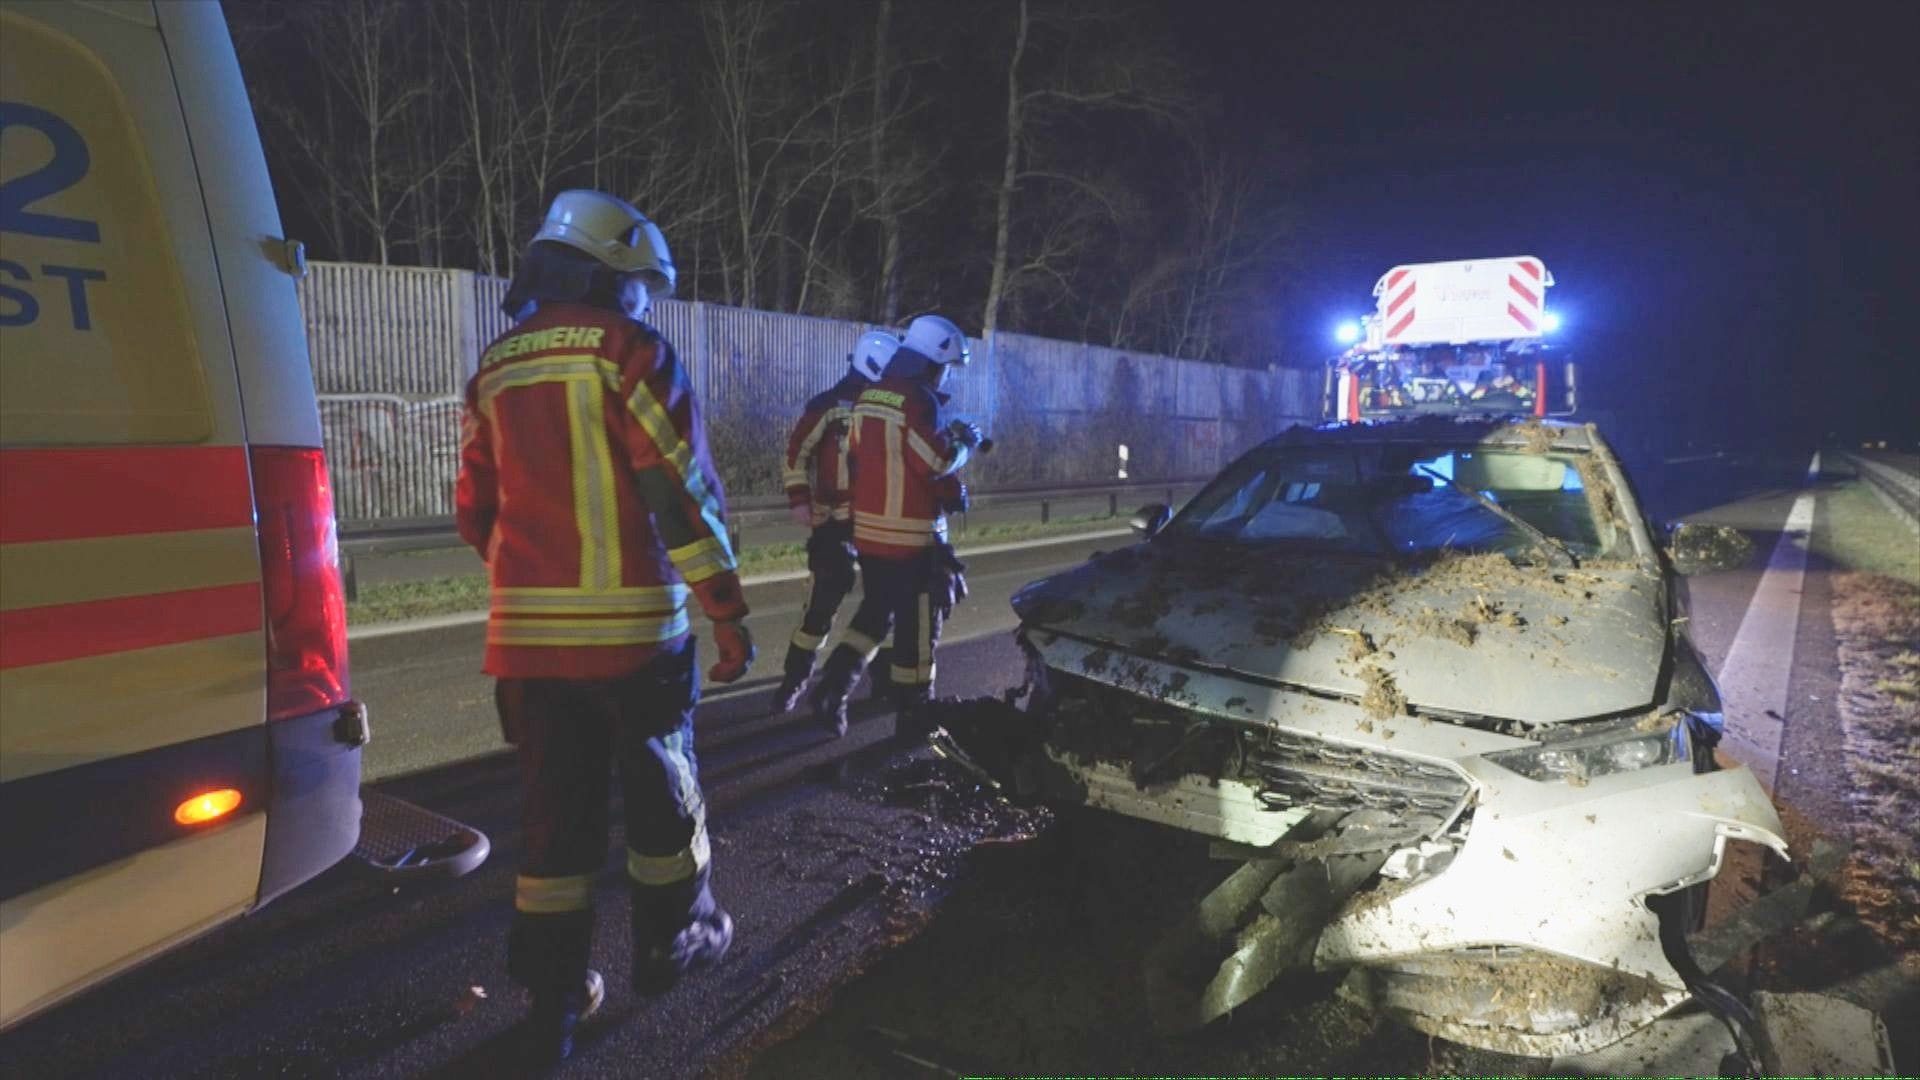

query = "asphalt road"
[0,536,1112,1080]
[352,532,1125,783]
[5,453,1897,1078]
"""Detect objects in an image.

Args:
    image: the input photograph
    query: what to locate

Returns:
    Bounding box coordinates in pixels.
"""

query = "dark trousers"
[821,550,944,706]
[782,520,858,684]
[496,639,713,996]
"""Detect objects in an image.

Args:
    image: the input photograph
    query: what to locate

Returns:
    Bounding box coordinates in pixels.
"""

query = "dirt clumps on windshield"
[1507,420,1565,454]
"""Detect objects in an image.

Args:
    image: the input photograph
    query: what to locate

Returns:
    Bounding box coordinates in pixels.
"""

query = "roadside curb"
[346,527,1129,642]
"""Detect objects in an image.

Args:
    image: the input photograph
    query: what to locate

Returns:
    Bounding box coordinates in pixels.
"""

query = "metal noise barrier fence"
[299,261,1320,525]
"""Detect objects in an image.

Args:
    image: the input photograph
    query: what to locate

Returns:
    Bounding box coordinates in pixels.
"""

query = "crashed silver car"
[939,417,1786,1058]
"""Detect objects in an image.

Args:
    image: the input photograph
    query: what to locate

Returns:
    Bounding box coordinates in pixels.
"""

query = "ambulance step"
[353,790,490,880]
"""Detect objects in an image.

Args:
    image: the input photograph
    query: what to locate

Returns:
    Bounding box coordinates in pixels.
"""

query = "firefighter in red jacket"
[456,190,753,1064]
[811,315,979,736]
[770,330,897,714]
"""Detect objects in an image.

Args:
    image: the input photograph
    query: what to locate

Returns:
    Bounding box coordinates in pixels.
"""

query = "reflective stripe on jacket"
[456,303,746,679]
[782,374,864,527]
[845,376,967,559]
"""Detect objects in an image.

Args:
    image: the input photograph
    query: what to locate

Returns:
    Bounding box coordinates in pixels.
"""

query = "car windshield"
[1164,442,1616,560]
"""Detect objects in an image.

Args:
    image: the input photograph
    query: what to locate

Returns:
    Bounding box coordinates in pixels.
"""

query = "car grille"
[1241,729,1471,818]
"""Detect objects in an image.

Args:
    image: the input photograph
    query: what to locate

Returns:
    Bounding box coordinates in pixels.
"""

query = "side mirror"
[1130,503,1171,539]
[1665,522,1753,575]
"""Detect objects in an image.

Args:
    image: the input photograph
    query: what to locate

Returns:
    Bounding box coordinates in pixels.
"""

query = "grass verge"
[1815,474,1920,950]
[1827,572,1920,950]
[1811,479,1920,585]
[346,512,1123,627]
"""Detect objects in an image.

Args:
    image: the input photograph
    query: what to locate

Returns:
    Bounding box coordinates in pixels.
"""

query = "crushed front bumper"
[1317,760,1787,1055]
[949,637,1790,1056]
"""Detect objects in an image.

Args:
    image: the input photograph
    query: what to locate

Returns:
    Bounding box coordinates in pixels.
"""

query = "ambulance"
[0,1,365,1028]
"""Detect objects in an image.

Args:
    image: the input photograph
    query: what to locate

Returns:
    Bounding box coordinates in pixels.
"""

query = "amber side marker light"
[174,789,243,826]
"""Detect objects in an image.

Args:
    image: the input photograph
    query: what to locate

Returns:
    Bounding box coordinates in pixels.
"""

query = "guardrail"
[1847,452,1920,533]
[338,476,1212,599]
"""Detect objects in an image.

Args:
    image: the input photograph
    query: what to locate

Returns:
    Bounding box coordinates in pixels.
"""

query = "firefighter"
[810,314,979,737]
[456,189,754,1064]
[771,330,898,714]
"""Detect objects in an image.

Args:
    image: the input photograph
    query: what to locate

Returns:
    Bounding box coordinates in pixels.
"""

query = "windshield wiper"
[1416,464,1578,568]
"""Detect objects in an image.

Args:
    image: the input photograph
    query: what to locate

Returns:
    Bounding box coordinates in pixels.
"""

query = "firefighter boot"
[809,646,861,737]
[769,644,815,716]
[524,968,605,1066]
[893,684,935,739]
[633,866,734,997]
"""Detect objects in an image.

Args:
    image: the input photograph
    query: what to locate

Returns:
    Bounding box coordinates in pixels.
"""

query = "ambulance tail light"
[252,446,351,722]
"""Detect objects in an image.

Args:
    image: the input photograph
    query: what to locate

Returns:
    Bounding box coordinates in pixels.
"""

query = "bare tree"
[981,0,1192,338]
[860,0,941,322]
[698,0,873,311]
[321,0,441,263]
[444,0,505,274]
[244,0,446,264]
[230,0,1288,363]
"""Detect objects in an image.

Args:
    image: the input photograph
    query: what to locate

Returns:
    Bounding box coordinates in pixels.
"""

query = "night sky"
[248,2,1913,451]
[1179,0,1915,449]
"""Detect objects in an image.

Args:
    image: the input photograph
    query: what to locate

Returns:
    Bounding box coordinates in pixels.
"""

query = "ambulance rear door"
[0,0,269,1029]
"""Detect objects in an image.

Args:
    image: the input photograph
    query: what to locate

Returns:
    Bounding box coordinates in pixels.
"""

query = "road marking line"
[697,620,1020,707]
[1716,461,1817,791]
[348,528,1128,641]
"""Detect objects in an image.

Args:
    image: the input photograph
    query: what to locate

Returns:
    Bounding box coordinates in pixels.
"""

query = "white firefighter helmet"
[533,190,676,298]
[900,314,970,366]
[850,329,898,381]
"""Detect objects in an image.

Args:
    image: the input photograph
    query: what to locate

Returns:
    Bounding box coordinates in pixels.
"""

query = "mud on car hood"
[1012,542,1667,724]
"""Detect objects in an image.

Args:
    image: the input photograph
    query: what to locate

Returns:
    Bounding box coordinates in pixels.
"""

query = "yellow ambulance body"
[0,0,362,1029]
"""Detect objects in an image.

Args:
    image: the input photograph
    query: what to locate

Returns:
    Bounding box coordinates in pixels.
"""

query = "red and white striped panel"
[1507,257,1544,333]
[1383,268,1417,343]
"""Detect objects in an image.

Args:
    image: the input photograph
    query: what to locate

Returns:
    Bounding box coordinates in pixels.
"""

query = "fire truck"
[1326,256,1576,422]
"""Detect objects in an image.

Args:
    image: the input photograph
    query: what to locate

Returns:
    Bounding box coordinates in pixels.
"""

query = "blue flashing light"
[1542,312,1563,333]
[1335,321,1361,345]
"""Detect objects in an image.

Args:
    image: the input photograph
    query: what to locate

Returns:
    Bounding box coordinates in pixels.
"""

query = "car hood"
[1012,542,1668,724]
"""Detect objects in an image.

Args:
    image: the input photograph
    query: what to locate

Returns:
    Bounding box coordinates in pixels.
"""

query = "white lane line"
[347,528,1127,641]
[696,620,1020,707]
[1715,462,1818,791]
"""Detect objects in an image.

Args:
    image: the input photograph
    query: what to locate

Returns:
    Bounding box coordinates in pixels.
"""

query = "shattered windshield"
[1165,443,1616,560]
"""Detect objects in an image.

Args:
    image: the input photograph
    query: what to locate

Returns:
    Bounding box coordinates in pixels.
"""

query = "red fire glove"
[709,620,754,684]
[692,574,753,683]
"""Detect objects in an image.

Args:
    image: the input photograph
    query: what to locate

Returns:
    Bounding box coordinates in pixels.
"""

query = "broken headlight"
[1484,713,1688,783]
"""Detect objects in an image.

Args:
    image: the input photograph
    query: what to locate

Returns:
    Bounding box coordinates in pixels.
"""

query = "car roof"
[1262,416,1599,453]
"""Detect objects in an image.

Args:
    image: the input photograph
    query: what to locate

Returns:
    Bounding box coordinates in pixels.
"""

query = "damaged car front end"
[936,419,1787,1058]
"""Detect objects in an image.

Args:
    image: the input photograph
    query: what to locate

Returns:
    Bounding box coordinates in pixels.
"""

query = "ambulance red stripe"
[1387,269,1409,288]
[0,446,253,544]
[1388,310,1417,338]
[1516,259,1542,280]
[0,582,263,669]
[1508,302,1537,332]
